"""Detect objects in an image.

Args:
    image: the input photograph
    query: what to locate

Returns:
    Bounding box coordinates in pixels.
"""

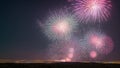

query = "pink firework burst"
[97,36,114,55]
[43,9,78,41]
[85,30,114,55]
[72,0,112,23]
[90,34,105,48]
[51,20,70,36]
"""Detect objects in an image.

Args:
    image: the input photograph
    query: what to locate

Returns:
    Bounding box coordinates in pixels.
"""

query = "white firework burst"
[43,9,78,41]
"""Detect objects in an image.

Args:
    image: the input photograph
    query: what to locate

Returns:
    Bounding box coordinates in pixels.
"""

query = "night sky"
[0,0,120,61]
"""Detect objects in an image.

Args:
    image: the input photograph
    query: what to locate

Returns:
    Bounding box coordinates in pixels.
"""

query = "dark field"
[0,63,120,68]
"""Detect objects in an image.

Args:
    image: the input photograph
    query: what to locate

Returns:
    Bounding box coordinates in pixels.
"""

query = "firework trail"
[60,47,75,62]
[71,0,112,23]
[47,41,74,62]
[43,9,78,41]
[47,39,84,62]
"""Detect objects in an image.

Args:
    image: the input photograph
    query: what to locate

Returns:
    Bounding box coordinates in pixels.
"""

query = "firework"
[90,51,97,58]
[43,9,78,41]
[47,41,73,61]
[47,39,82,62]
[68,47,74,59]
[97,36,114,55]
[72,0,112,23]
[60,47,74,62]
[90,33,105,48]
[84,30,114,55]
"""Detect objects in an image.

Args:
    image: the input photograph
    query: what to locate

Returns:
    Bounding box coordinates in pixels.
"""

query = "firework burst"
[43,9,78,41]
[71,0,112,23]
[84,30,114,55]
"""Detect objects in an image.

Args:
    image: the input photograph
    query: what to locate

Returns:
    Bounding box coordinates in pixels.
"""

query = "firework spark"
[90,51,97,58]
[72,0,112,23]
[43,9,78,41]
